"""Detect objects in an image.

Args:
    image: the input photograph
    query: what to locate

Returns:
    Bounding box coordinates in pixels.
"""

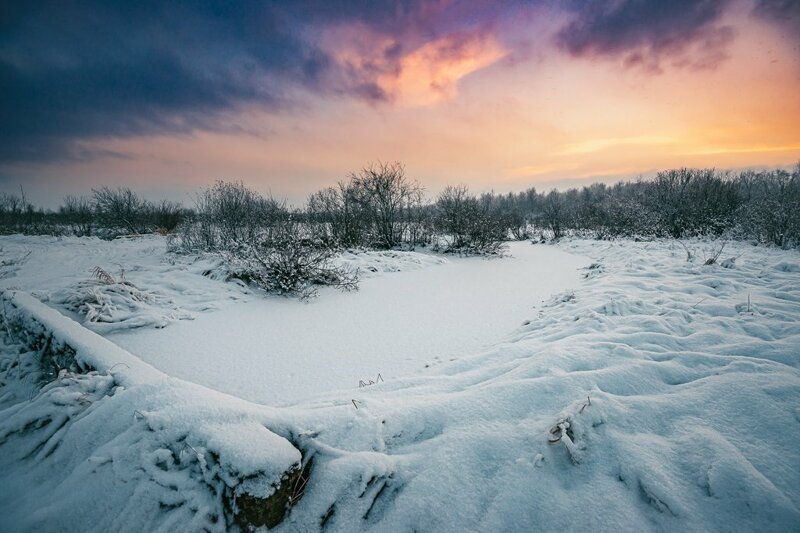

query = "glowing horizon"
[1,0,798,207]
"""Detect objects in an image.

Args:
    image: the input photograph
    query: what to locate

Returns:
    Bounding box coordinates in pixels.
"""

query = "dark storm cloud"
[0,0,791,164]
[555,0,736,72]
[752,0,800,23]
[751,0,800,41]
[0,0,439,163]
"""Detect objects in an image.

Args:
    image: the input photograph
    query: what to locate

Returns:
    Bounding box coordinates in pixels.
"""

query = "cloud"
[750,0,800,46]
[0,0,517,164]
[555,136,679,156]
[321,24,506,107]
[380,31,506,106]
[555,0,736,73]
[1,0,794,166]
[0,1,330,163]
[682,144,800,156]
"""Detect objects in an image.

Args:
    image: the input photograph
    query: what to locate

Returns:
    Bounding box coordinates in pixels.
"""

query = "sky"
[1,0,799,207]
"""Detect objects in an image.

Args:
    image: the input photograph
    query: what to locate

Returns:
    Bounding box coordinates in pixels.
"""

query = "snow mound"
[334,248,448,278]
[50,274,194,333]
[0,290,303,531]
[271,239,800,531]
[1,238,799,531]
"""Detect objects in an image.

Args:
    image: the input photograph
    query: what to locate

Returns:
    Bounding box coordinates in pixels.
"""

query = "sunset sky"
[1,0,799,206]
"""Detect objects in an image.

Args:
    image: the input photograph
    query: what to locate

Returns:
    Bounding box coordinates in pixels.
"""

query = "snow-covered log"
[0,290,305,531]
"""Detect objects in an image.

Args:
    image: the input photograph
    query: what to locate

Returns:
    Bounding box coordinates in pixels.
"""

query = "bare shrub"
[151,200,184,233]
[60,195,95,236]
[703,241,726,265]
[434,185,506,255]
[349,161,423,249]
[307,181,371,247]
[223,218,359,300]
[92,187,153,236]
[738,166,800,248]
[0,192,34,234]
[172,180,285,253]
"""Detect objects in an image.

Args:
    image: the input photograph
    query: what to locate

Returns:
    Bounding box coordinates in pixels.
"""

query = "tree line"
[1,163,798,250]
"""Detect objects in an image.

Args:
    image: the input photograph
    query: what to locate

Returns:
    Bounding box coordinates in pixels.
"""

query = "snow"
[1,290,164,386]
[105,242,588,405]
[0,235,589,404]
[1,235,800,531]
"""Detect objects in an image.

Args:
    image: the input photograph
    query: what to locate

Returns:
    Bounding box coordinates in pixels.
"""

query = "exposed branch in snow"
[703,241,727,265]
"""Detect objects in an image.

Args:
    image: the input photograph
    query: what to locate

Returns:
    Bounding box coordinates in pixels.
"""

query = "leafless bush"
[151,200,184,233]
[171,180,285,253]
[223,218,359,300]
[308,162,423,249]
[737,166,799,248]
[60,195,94,236]
[92,186,152,236]
[198,180,282,245]
[307,181,371,247]
[434,185,506,255]
[0,192,37,234]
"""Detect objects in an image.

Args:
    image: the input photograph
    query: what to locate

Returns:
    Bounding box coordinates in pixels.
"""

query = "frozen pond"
[108,241,588,405]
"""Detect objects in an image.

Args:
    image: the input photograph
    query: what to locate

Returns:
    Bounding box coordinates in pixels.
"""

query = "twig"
[579,396,591,414]
[678,241,693,262]
[107,362,130,373]
[289,468,310,505]
[182,442,201,460]
[704,241,726,265]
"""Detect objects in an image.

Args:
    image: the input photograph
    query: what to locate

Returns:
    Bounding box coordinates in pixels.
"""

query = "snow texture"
[1,235,799,532]
[0,289,301,531]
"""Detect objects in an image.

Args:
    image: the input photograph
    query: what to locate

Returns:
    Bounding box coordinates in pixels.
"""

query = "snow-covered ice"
[106,242,589,405]
[0,235,589,404]
[1,235,799,531]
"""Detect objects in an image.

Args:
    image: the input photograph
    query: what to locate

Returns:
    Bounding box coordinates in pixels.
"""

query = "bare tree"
[434,184,505,254]
[542,189,565,239]
[60,195,94,236]
[350,161,422,249]
[92,187,151,235]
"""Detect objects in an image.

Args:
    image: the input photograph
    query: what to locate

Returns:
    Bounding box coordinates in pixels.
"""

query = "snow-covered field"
[0,236,587,404]
[107,242,588,405]
[1,235,799,531]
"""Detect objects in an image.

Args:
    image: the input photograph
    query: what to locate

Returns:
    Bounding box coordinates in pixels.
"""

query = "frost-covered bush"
[433,185,506,255]
[223,220,359,300]
[172,180,285,253]
[52,267,191,332]
[92,186,152,236]
[736,168,800,248]
[307,161,423,249]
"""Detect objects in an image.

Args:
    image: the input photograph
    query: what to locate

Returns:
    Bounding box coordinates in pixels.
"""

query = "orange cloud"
[681,144,800,156]
[377,32,507,106]
[320,24,506,106]
[554,136,679,156]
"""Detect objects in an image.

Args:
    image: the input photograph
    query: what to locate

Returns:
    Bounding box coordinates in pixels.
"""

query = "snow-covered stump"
[0,290,307,531]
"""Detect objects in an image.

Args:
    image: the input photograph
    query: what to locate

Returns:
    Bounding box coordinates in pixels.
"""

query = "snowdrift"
[1,238,800,532]
[0,290,305,531]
